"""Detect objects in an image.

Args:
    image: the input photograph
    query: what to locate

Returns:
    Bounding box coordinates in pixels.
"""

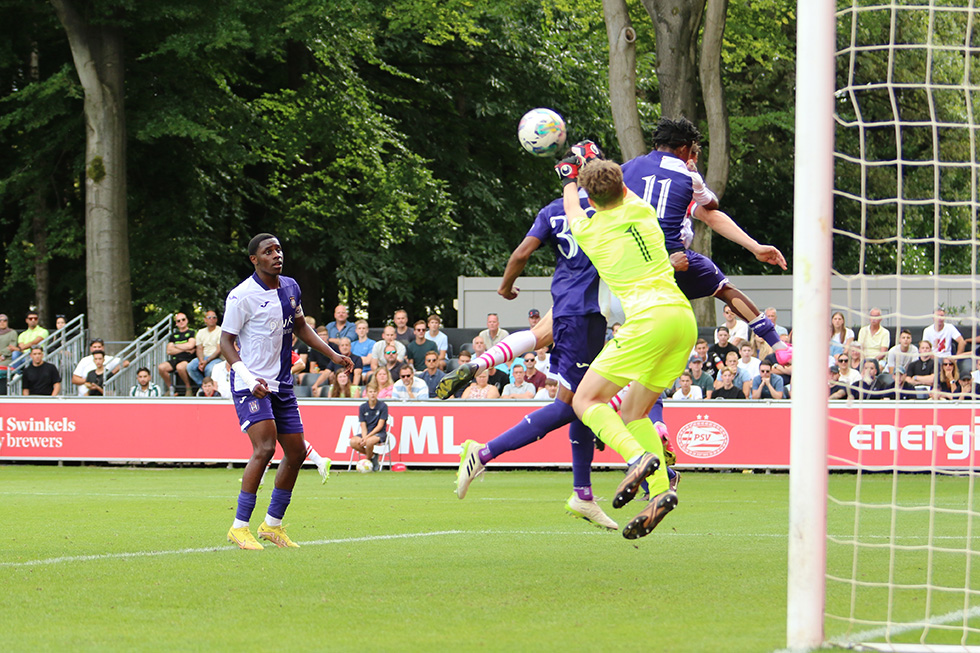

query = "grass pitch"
[3,465,978,651]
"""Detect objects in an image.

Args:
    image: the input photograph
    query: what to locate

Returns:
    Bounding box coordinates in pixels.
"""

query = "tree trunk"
[699,0,729,200]
[50,0,133,342]
[641,0,705,121]
[602,0,646,160]
[29,41,50,324]
[642,0,713,327]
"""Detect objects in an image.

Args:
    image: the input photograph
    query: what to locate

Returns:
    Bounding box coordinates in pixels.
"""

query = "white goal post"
[789,2,980,651]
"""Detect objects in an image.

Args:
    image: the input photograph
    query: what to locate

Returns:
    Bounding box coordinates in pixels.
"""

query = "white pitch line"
[828,605,980,647]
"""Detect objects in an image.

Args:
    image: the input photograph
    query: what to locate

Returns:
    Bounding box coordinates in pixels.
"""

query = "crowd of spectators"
[8,303,980,404]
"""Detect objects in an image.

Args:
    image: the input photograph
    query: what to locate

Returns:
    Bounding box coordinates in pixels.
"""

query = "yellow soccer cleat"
[257,521,300,548]
[227,525,264,550]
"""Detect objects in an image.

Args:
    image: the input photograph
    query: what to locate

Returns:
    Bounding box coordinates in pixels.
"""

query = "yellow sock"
[626,419,669,495]
[581,403,644,462]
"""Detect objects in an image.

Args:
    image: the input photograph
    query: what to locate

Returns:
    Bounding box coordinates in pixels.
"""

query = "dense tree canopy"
[0,0,850,333]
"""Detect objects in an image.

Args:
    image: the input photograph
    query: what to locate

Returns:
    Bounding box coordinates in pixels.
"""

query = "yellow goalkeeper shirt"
[568,194,690,319]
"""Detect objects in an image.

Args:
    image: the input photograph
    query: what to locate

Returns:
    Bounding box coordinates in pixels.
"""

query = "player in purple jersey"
[621,117,792,364]
[222,233,353,550]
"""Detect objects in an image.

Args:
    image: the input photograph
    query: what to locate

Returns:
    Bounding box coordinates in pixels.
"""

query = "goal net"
[790,1,980,651]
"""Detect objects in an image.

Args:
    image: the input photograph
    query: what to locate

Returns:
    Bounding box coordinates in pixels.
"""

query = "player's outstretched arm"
[499,236,543,300]
[693,206,788,270]
[555,154,586,220]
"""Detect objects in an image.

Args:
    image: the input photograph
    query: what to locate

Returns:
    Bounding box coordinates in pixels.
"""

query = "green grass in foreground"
[2,466,979,651]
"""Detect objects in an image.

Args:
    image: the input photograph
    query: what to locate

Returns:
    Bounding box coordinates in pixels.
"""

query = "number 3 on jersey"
[551,212,584,260]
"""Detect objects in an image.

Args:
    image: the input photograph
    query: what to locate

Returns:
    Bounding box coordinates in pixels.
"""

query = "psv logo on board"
[675,415,730,459]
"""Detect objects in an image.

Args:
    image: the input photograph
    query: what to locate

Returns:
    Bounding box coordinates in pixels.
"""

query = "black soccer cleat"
[435,362,477,400]
[622,490,678,540]
[613,452,660,509]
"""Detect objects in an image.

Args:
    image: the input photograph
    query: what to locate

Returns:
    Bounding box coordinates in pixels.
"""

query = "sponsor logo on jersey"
[675,415,729,458]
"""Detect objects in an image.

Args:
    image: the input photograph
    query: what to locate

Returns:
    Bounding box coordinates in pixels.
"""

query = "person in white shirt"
[535,378,559,400]
[501,362,536,399]
[671,372,703,400]
[424,314,449,368]
[923,308,965,362]
[885,328,918,375]
[72,338,126,396]
[736,343,761,379]
[392,364,430,400]
[129,367,162,397]
[835,351,863,385]
[222,233,353,551]
[715,305,749,349]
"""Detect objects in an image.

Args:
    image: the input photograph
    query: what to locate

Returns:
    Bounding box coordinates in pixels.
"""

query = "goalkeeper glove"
[555,153,584,187]
[571,140,603,162]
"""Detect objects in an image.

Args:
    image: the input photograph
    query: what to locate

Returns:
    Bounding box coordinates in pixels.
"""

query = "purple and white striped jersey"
[525,193,601,319]
[222,272,303,394]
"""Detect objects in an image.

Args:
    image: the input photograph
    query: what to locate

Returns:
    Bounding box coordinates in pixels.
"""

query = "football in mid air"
[356,458,373,473]
[518,108,567,157]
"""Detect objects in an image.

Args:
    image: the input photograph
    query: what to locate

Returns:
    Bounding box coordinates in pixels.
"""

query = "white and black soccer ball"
[518,108,567,157]
[356,458,373,474]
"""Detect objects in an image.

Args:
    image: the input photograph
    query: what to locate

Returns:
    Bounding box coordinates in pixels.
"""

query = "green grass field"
[3,465,979,651]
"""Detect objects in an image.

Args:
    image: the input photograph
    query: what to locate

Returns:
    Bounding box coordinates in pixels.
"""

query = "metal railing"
[102,316,173,397]
[6,315,86,396]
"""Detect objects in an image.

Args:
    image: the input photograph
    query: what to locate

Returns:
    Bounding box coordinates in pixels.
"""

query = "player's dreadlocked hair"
[651,117,702,150]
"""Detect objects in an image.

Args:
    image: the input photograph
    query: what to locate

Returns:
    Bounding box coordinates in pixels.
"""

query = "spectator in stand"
[955,373,977,401]
[478,313,509,349]
[763,307,788,338]
[188,310,223,390]
[835,351,862,385]
[737,342,761,380]
[129,367,162,397]
[84,351,114,396]
[392,363,429,400]
[885,328,918,376]
[72,338,127,396]
[365,366,394,399]
[923,308,966,367]
[212,360,232,397]
[157,312,196,396]
[289,350,306,378]
[327,370,354,398]
[304,326,331,380]
[686,355,714,399]
[535,378,559,400]
[486,364,510,395]
[501,362,536,399]
[751,362,785,400]
[906,340,937,398]
[851,359,889,400]
[533,345,550,376]
[716,305,749,349]
[392,309,413,344]
[715,351,751,398]
[196,376,222,398]
[424,314,449,369]
[764,333,793,391]
[671,371,703,400]
[0,313,17,394]
[450,350,474,398]
[752,332,773,363]
[12,311,48,373]
[712,368,745,399]
[828,366,849,399]
[21,347,60,396]
[419,351,446,397]
[932,358,960,399]
[326,304,357,346]
[461,369,500,399]
[707,327,739,374]
[351,320,376,380]
[692,339,715,379]
[290,317,316,383]
[830,311,854,354]
[855,307,890,361]
[406,320,438,372]
[527,308,541,328]
[883,366,918,400]
[379,345,402,381]
[351,381,389,472]
[522,353,547,392]
[312,337,362,394]
[606,321,622,343]
[371,326,406,374]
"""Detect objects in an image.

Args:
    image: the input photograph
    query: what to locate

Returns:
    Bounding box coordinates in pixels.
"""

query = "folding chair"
[347,430,396,471]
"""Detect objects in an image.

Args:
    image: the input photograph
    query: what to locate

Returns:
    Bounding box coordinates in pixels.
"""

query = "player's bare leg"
[716,284,791,364]
[229,420,277,549]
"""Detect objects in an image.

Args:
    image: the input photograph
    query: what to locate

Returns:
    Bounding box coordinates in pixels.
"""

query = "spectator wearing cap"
[424,314,449,369]
[955,372,977,401]
[528,308,541,328]
[829,365,849,399]
[72,338,127,396]
[886,365,920,400]
[683,355,714,399]
[478,313,509,349]
[0,313,17,394]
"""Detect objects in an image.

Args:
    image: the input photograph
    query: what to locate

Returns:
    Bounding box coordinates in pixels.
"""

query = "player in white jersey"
[221,233,353,550]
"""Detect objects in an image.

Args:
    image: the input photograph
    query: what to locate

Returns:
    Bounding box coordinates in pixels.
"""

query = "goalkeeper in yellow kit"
[556,148,697,539]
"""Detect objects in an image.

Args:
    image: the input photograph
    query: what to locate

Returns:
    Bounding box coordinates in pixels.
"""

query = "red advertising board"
[1,398,978,469]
